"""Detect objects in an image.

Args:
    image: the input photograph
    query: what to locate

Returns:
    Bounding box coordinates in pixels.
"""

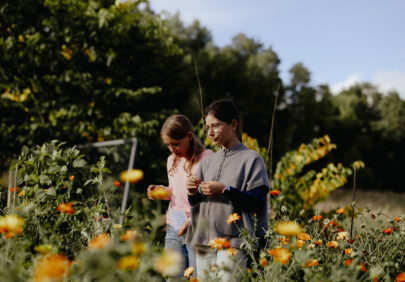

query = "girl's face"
[205,113,237,147]
[161,132,192,158]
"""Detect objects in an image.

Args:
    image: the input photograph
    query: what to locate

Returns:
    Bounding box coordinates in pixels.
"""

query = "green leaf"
[47,187,56,196]
[39,174,52,185]
[73,159,87,168]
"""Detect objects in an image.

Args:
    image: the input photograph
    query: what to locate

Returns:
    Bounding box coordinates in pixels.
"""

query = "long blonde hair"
[160,114,205,175]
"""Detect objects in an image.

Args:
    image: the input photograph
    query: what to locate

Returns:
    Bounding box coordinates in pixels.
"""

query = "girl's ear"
[231,119,238,130]
[187,131,193,140]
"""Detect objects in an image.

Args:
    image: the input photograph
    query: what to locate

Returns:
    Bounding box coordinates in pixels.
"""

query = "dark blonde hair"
[160,114,205,175]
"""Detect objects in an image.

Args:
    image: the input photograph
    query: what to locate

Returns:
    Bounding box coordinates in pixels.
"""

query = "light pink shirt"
[165,149,212,228]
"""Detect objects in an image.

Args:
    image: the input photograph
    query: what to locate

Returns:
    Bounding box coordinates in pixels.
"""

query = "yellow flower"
[336,231,348,241]
[208,237,231,249]
[148,186,170,200]
[274,221,302,237]
[132,242,146,256]
[116,255,139,270]
[154,249,182,277]
[88,233,110,249]
[227,213,241,224]
[336,208,345,214]
[34,244,54,255]
[184,266,194,279]
[119,169,144,183]
[227,247,237,256]
[327,241,339,248]
[268,248,292,265]
[33,254,69,282]
[0,214,24,238]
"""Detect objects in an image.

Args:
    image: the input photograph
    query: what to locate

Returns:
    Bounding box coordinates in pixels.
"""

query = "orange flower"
[296,239,305,249]
[56,202,75,214]
[396,272,405,282]
[208,237,231,250]
[18,190,25,197]
[260,258,268,267]
[114,181,121,188]
[314,240,323,245]
[270,190,280,196]
[227,213,241,224]
[190,278,199,282]
[344,248,353,255]
[344,259,353,266]
[33,254,70,282]
[302,259,319,267]
[298,233,311,241]
[360,263,367,272]
[394,217,401,222]
[9,187,20,192]
[120,229,138,241]
[326,219,338,228]
[0,214,24,238]
[280,236,289,245]
[227,247,237,256]
[68,175,74,181]
[327,241,339,248]
[88,233,109,249]
[336,208,345,214]
[383,228,393,235]
[268,248,292,265]
[312,215,323,221]
[148,186,170,200]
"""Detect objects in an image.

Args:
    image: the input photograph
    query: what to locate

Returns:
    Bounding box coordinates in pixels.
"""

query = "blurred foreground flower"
[33,254,70,282]
[88,233,110,249]
[0,214,24,238]
[120,229,138,241]
[154,249,182,277]
[184,266,194,279]
[268,248,292,265]
[227,213,241,224]
[56,202,75,215]
[117,255,139,270]
[336,208,345,214]
[209,237,231,249]
[148,186,170,200]
[275,221,302,237]
[119,169,144,183]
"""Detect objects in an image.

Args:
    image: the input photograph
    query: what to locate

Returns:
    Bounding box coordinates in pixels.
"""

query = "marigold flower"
[360,263,367,272]
[268,248,292,265]
[296,239,305,249]
[120,229,138,241]
[116,255,139,270]
[336,208,345,214]
[298,233,311,241]
[326,219,338,228]
[148,186,170,200]
[344,248,353,255]
[119,169,144,183]
[56,202,75,215]
[314,240,323,245]
[396,272,405,282]
[227,247,237,256]
[270,190,280,196]
[184,266,194,279]
[383,228,393,235]
[68,175,74,181]
[33,254,69,282]
[0,214,24,238]
[208,237,231,249]
[114,181,121,188]
[18,190,25,197]
[275,221,302,237]
[227,213,241,224]
[302,259,319,267]
[260,258,268,267]
[280,236,289,245]
[344,259,353,266]
[154,249,182,277]
[327,241,339,248]
[312,215,323,221]
[394,217,401,222]
[336,231,348,241]
[88,233,109,249]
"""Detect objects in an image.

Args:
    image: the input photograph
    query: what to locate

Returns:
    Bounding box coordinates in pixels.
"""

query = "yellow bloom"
[148,186,170,200]
[296,239,305,249]
[88,233,110,249]
[227,213,241,224]
[336,231,348,241]
[154,249,182,277]
[34,244,54,255]
[132,242,146,256]
[268,248,292,265]
[302,259,319,267]
[184,266,194,279]
[274,221,302,237]
[33,254,69,282]
[116,255,139,270]
[119,169,144,183]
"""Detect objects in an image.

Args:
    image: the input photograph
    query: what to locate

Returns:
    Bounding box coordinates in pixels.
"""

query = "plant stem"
[349,167,357,239]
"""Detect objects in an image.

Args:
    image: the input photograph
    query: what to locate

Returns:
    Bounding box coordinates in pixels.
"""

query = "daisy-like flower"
[260,258,268,267]
[114,181,121,188]
[298,232,311,241]
[336,208,345,214]
[227,247,237,256]
[184,266,194,279]
[274,221,302,237]
[154,249,182,277]
[308,244,315,249]
[33,254,70,282]
[344,248,353,255]
[269,190,280,196]
[208,237,231,250]
[268,248,292,265]
[326,219,338,228]
[336,231,348,241]
[314,240,323,245]
[312,215,323,221]
[56,202,75,215]
[327,241,339,248]
[383,228,393,235]
[88,233,110,249]
[116,255,139,270]
[227,213,241,224]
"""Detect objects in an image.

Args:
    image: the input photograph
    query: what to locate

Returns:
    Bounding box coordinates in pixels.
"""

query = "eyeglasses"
[204,123,223,133]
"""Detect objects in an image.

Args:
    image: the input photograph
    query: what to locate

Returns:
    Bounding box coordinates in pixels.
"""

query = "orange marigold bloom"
[190,278,199,282]
[270,190,280,196]
[120,229,138,241]
[326,219,338,228]
[396,272,405,282]
[302,259,319,267]
[360,263,367,272]
[18,190,25,197]
[260,258,268,267]
[344,248,353,255]
[312,215,323,221]
[298,232,311,241]
[344,259,353,266]
[336,208,345,214]
[383,228,393,235]
[0,214,24,238]
[327,241,339,248]
[280,236,289,245]
[314,240,323,245]
[68,175,74,181]
[394,217,401,222]
[227,213,241,224]
[227,247,237,256]
[114,181,121,188]
[88,233,109,249]
[268,248,292,265]
[33,254,70,282]
[296,239,305,249]
[208,237,231,250]
[56,202,75,214]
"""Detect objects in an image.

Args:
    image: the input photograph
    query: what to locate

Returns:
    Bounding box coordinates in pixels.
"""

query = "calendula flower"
[396,272,405,282]
[296,239,305,249]
[344,259,353,266]
[227,213,241,224]
[326,219,338,228]
[298,233,311,241]
[280,236,289,245]
[270,190,280,196]
[302,259,319,267]
[336,208,345,214]
[394,217,401,222]
[227,247,237,256]
[312,215,323,221]
[120,229,138,241]
[383,228,393,235]
[33,254,69,282]
[314,240,323,245]
[34,244,54,255]
[336,231,348,241]
[116,255,139,270]
[148,186,170,200]
[114,181,121,188]
[88,233,109,249]
[360,263,367,272]
[184,266,194,279]
[208,237,231,249]
[56,202,75,214]
[260,258,268,267]
[0,214,24,238]
[345,248,353,255]
[119,169,144,183]
[268,248,292,265]
[132,242,146,256]
[154,249,182,277]
[327,241,339,248]
[68,175,74,181]
[275,221,302,237]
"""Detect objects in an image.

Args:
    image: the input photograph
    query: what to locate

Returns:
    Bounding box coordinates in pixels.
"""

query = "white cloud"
[373,70,405,99]
[331,73,363,94]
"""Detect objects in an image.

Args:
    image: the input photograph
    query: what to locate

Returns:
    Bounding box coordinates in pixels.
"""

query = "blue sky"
[150,0,405,98]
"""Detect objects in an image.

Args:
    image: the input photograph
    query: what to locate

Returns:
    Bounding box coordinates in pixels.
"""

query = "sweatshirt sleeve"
[223,185,268,212]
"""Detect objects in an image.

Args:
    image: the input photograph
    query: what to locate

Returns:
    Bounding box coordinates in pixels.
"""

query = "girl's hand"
[177,219,190,236]
[200,181,226,196]
[147,185,157,200]
[186,175,201,194]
